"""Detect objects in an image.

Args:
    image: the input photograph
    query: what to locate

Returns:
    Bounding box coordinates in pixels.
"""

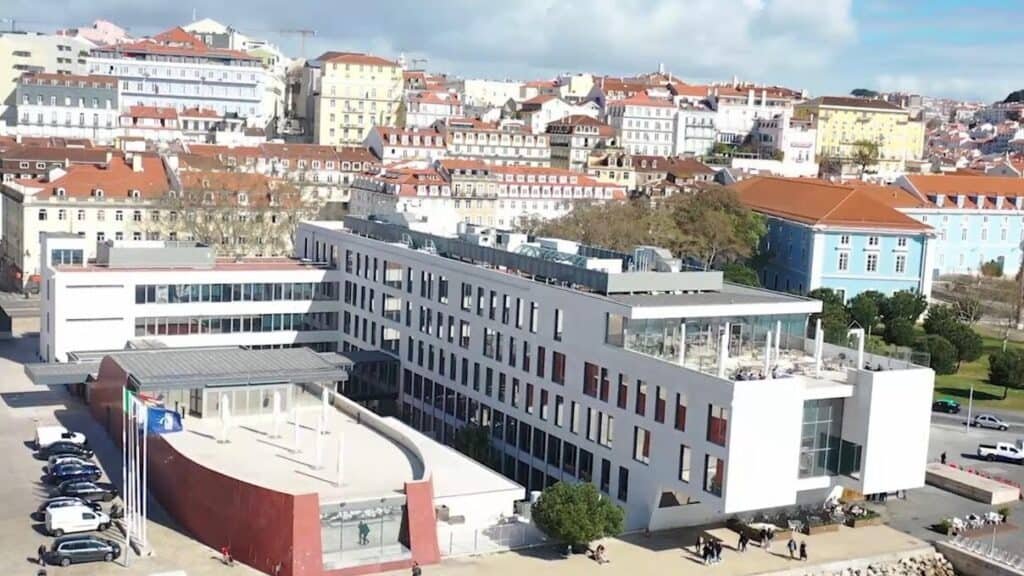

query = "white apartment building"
[404,91,463,129]
[86,27,271,127]
[1,151,171,287]
[293,216,934,531]
[364,126,447,164]
[39,233,339,363]
[518,95,600,134]
[546,115,618,172]
[443,119,551,167]
[606,94,677,157]
[673,104,716,157]
[459,79,524,107]
[0,31,93,130]
[11,73,121,142]
[708,83,805,145]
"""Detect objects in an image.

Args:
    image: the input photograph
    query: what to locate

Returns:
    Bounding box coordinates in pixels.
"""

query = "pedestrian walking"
[738,531,747,552]
[714,540,722,563]
[940,451,947,465]
[412,560,422,576]
[37,544,47,566]
[702,543,711,565]
[695,535,703,555]
[799,541,808,562]
[787,537,797,559]
[764,530,772,553]
[358,521,371,545]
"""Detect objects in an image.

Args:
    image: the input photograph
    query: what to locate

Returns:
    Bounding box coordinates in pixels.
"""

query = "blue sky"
[5,0,1016,102]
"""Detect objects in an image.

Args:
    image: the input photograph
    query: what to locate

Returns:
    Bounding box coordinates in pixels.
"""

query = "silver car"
[971,414,1009,431]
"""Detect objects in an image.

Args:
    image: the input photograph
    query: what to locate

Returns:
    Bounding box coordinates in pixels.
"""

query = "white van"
[45,504,111,537]
[35,425,87,449]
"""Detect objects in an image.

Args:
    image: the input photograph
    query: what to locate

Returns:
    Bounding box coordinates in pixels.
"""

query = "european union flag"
[146,407,183,435]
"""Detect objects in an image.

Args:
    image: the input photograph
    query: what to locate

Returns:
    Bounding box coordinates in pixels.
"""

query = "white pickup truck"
[977,440,1024,464]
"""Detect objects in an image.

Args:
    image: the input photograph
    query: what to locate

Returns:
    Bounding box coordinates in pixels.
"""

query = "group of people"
[357,520,372,545]
[593,544,609,564]
[696,536,724,565]
[734,365,792,381]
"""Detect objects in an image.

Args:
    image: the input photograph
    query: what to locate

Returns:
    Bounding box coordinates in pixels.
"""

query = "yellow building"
[795,96,924,179]
[315,52,403,146]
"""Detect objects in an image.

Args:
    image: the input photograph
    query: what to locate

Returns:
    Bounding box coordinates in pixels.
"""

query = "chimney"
[996,195,1004,209]
[132,154,143,172]
[956,194,965,208]
[747,89,754,107]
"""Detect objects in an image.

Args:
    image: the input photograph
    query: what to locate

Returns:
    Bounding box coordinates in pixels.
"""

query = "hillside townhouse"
[11,73,120,142]
[606,93,677,157]
[315,52,403,146]
[708,83,805,145]
[545,115,618,172]
[794,97,925,180]
[736,111,820,178]
[734,177,933,302]
[364,126,447,164]
[441,118,551,167]
[0,31,93,129]
[86,27,271,127]
[518,95,600,134]
[0,141,111,183]
[403,91,463,129]
[673,103,716,157]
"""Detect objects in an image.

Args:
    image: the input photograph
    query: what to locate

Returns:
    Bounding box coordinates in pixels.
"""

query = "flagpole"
[141,404,148,549]
[122,387,129,567]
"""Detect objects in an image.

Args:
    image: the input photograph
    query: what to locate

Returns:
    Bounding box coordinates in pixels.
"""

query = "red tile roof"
[903,174,1024,197]
[124,106,178,120]
[545,115,616,137]
[607,93,675,108]
[323,52,399,67]
[19,72,117,89]
[180,107,220,118]
[732,177,930,231]
[14,154,169,199]
[521,94,558,106]
[95,26,256,61]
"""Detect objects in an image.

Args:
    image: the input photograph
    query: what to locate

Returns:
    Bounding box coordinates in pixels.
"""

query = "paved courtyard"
[383,525,931,576]
[0,334,259,575]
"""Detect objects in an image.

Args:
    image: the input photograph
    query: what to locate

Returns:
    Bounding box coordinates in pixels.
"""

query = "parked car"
[977,440,1024,464]
[38,441,94,460]
[36,496,101,515]
[53,480,117,502]
[35,426,87,450]
[932,399,961,414]
[45,504,111,536]
[969,414,1010,431]
[45,534,120,566]
[45,455,93,474]
[47,462,102,484]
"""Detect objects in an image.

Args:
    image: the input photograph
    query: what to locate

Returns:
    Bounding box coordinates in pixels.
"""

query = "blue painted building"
[895,174,1024,278]
[733,177,933,303]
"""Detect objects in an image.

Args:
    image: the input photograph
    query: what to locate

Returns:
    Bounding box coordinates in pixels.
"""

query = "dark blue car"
[48,463,101,485]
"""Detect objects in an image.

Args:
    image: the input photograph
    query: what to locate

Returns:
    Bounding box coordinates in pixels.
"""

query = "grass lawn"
[932,334,1024,412]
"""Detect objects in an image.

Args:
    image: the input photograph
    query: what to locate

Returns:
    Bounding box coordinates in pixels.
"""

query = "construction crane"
[410,57,428,71]
[279,28,316,59]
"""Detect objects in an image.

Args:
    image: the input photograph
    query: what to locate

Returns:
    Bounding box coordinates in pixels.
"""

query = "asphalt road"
[931,408,1024,433]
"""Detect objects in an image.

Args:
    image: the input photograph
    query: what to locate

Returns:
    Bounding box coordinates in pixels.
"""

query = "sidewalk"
[383,525,931,576]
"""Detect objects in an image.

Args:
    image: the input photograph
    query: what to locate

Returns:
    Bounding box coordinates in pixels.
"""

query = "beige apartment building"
[315,52,403,146]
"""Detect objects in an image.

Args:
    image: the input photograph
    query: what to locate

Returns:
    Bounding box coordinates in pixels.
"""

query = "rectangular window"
[654,386,666,423]
[703,455,724,497]
[707,404,728,446]
[617,374,629,409]
[540,389,549,420]
[674,393,687,431]
[554,395,564,427]
[553,308,563,341]
[599,368,610,402]
[895,254,907,274]
[529,302,539,333]
[865,253,878,273]
[678,445,691,482]
[570,401,580,434]
[632,426,651,464]
[536,345,546,378]
[837,251,849,271]
[867,236,879,246]
[600,458,611,493]
[551,351,566,384]
[583,362,598,397]
[525,383,534,414]
[617,466,629,502]
[461,283,472,311]
[635,380,647,416]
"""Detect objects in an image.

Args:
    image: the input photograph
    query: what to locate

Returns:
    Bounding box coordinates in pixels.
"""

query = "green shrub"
[532,482,624,548]
[914,335,957,375]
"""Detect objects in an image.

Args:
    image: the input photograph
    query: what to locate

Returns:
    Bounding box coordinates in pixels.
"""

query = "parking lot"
[0,335,258,575]
[883,416,1024,556]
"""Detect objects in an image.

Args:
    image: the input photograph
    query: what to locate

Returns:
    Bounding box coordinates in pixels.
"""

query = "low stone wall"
[760,548,951,576]
[925,463,1021,505]
[935,541,1024,576]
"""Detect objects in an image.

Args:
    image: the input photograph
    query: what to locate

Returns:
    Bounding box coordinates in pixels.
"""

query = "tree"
[988,349,1024,392]
[850,140,880,177]
[883,318,916,347]
[661,186,766,270]
[946,324,983,369]
[914,335,957,375]
[808,288,850,342]
[948,277,986,325]
[1003,89,1024,104]
[850,88,880,98]
[722,262,760,287]
[879,290,928,325]
[452,423,491,465]
[531,482,624,549]
[847,291,883,337]
[980,259,1004,278]
[922,304,959,336]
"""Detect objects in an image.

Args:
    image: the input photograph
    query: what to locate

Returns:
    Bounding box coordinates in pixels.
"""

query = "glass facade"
[134,312,338,336]
[320,496,410,569]
[134,281,338,304]
[799,398,844,478]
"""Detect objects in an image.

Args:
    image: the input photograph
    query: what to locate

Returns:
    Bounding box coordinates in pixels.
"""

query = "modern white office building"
[40,215,935,533]
[39,233,340,363]
[294,216,935,531]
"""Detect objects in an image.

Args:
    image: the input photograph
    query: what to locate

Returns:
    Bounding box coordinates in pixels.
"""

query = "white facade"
[404,92,463,129]
[708,85,802,145]
[673,106,716,157]
[39,234,339,363]
[294,217,936,531]
[460,79,524,107]
[0,32,93,130]
[606,96,676,157]
[364,126,447,164]
[520,98,600,134]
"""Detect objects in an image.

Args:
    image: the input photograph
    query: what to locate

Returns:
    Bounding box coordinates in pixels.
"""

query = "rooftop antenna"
[280,28,316,59]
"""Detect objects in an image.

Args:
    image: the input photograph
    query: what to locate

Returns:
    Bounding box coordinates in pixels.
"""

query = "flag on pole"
[123,388,133,413]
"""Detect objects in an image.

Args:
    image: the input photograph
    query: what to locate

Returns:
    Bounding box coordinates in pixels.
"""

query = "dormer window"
[93,188,104,198]
[54,187,66,198]
[129,189,141,199]
[237,192,248,205]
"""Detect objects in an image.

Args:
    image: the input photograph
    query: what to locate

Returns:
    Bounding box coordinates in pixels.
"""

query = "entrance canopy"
[26,347,351,389]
